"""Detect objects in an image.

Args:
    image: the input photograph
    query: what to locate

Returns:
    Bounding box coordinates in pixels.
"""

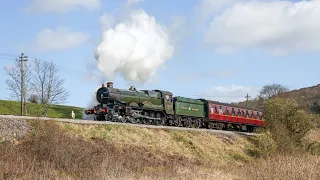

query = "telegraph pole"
[19,53,28,116]
[245,93,251,108]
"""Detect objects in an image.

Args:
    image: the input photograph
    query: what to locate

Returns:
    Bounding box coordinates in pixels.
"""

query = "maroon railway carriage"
[205,100,264,132]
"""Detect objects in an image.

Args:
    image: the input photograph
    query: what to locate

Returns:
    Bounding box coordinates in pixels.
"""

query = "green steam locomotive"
[85,82,206,127]
[84,82,264,132]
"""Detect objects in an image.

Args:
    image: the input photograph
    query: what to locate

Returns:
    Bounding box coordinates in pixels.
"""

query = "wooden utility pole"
[245,94,251,108]
[19,53,28,116]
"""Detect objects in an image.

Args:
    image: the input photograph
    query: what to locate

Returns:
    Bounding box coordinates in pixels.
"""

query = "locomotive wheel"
[217,123,224,130]
[157,113,166,126]
[121,116,127,123]
[208,122,214,129]
[107,112,114,122]
[174,117,182,127]
[151,112,159,125]
[95,115,103,121]
[144,112,150,124]
[185,118,192,128]
[173,118,179,127]
[195,119,202,128]
[155,113,161,125]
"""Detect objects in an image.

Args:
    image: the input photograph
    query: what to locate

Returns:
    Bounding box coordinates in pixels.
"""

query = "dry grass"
[0,120,237,180]
[1,120,319,180]
[235,153,320,180]
[58,122,258,165]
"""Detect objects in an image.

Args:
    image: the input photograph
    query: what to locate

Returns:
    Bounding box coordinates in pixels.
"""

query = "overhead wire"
[0,52,249,100]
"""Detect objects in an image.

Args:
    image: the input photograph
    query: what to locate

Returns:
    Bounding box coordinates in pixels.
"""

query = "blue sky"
[0,0,319,108]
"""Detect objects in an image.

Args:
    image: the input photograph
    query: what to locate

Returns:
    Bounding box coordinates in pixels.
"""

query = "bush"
[247,132,277,158]
[28,94,39,104]
[264,98,315,153]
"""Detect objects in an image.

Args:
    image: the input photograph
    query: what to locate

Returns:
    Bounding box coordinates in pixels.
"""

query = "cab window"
[165,95,172,102]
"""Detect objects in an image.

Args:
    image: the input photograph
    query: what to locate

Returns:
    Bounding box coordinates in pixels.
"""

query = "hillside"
[278,84,320,112]
[233,84,320,113]
[1,117,320,179]
[0,99,84,119]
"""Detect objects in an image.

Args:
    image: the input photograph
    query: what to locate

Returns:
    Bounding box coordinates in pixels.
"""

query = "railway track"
[0,114,260,136]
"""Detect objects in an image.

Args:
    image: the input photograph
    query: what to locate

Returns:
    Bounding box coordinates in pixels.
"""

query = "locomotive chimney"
[107,82,113,88]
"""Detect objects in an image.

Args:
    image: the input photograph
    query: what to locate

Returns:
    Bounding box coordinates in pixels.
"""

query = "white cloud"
[24,0,100,13]
[202,0,320,54]
[199,85,260,103]
[30,27,89,52]
[195,0,237,23]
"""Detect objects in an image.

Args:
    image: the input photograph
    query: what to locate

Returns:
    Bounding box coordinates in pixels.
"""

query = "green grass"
[0,99,84,119]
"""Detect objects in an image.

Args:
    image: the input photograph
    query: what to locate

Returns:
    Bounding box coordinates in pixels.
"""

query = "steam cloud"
[94,10,174,83]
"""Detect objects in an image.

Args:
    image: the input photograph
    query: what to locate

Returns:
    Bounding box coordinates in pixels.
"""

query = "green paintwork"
[174,96,205,117]
[109,88,164,110]
[156,90,174,115]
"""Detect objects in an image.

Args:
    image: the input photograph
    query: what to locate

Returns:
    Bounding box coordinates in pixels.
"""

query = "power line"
[1,52,251,101]
[26,56,105,81]
[0,53,20,57]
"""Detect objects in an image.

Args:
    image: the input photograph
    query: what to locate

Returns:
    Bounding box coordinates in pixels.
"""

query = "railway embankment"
[1,116,320,179]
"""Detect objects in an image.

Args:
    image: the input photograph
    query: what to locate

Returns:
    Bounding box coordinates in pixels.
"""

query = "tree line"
[4,58,69,117]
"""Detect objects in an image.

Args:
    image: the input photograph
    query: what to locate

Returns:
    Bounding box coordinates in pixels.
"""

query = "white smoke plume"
[82,91,98,120]
[94,9,174,83]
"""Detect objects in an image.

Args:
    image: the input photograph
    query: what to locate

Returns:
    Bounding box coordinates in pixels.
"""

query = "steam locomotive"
[84,82,265,132]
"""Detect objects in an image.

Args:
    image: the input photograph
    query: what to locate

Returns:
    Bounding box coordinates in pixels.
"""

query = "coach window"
[237,109,241,117]
[251,111,255,119]
[218,106,223,114]
[214,106,218,113]
[246,110,249,118]
[231,108,235,116]
[225,108,230,115]
[256,112,260,119]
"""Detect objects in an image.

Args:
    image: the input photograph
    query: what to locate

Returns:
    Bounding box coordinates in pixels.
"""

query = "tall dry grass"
[0,121,234,180]
[1,120,319,180]
[236,153,320,180]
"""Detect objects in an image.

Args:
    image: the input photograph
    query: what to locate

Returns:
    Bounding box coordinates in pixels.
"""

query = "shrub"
[264,98,315,153]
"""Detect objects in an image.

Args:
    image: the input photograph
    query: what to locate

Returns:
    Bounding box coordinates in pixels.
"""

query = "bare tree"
[259,83,289,100]
[4,58,33,114]
[32,59,69,116]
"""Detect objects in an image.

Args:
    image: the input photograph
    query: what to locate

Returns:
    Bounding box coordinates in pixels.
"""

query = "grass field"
[0,99,84,119]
